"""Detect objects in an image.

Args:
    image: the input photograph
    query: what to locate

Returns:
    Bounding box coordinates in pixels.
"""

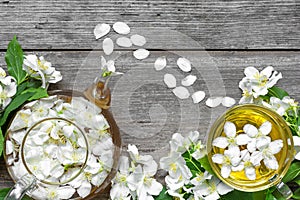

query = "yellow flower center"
[170,163,177,172]
[37,60,49,71]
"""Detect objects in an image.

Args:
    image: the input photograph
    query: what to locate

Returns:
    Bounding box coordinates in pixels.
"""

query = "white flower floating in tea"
[212,121,283,180]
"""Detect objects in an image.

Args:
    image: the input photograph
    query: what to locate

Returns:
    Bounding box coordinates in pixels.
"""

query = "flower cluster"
[23,55,62,88]
[160,131,233,200]
[212,121,283,180]
[239,66,282,104]
[6,95,114,199]
[0,67,17,111]
[110,144,163,200]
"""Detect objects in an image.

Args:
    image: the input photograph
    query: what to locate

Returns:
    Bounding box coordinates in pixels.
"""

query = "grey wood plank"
[0,0,299,49]
[0,50,299,199]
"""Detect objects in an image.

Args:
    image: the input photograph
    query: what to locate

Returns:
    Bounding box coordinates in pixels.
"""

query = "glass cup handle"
[274,181,293,199]
[5,174,37,200]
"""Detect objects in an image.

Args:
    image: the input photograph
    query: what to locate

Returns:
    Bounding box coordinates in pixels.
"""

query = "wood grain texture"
[0,51,299,198]
[0,0,299,49]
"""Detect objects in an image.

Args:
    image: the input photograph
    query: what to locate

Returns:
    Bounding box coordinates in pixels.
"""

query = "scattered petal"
[172,86,190,99]
[116,37,132,47]
[94,23,110,39]
[133,49,150,60]
[191,91,205,104]
[130,34,146,46]
[113,22,130,35]
[205,97,223,108]
[221,97,236,107]
[154,56,167,71]
[103,38,114,55]
[164,74,176,88]
[181,75,197,86]
[177,57,191,72]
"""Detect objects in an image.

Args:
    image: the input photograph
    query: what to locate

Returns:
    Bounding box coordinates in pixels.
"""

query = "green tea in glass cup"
[207,104,294,198]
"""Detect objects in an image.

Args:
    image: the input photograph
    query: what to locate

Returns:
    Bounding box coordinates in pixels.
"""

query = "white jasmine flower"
[57,141,87,166]
[243,121,272,153]
[165,170,191,192]
[293,136,300,160]
[160,151,192,180]
[23,55,62,88]
[191,171,212,186]
[262,97,290,116]
[31,185,76,200]
[9,109,32,131]
[88,114,110,140]
[100,56,123,77]
[167,189,185,200]
[251,139,283,170]
[212,121,250,152]
[195,176,233,200]
[127,164,163,200]
[191,140,206,160]
[239,80,256,104]
[212,148,241,178]
[170,131,200,153]
[0,78,17,111]
[110,156,132,200]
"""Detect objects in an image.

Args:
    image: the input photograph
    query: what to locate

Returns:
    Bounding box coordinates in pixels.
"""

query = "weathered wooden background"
[0,0,299,199]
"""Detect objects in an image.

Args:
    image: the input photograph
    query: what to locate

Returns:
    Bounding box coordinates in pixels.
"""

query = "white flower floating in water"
[239,66,282,104]
[23,55,62,88]
[212,120,283,180]
[0,67,17,111]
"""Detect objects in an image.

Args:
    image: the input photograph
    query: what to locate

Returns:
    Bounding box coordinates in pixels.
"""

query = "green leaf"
[0,128,3,157]
[154,186,172,200]
[5,36,27,85]
[267,86,289,100]
[182,151,202,177]
[221,190,265,200]
[199,155,216,176]
[0,188,31,200]
[293,188,300,199]
[0,91,34,127]
[265,191,277,200]
[282,162,300,183]
[22,87,48,101]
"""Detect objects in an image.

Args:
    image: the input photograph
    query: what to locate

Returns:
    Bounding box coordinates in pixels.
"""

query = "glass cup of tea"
[207,104,294,198]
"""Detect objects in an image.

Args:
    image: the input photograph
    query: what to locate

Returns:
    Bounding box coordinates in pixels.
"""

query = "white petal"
[221,97,236,107]
[192,91,205,104]
[130,34,146,46]
[267,71,282,88]
[245,167,256,180]
[263,155,279,170]
[293,136,300,146]
[243,124,258,137]
[103,38,114,55]
[77,181,92,198]
[116,37,132,47]
[177,57,191,72]
[261,66,274,78]
[212,137,229,148]
[221,165,231,178]
[164,74,177,88]
[147,179,163,196]
[217,181,234,195]
[181,75,197,86]
[212,154,224,164]
[113,22,130,34]
[259,121,272,135]
[256,136,271,151]
[133,49,150,60]
[5,140,14,155]
[94,23,110,39]
[295,152,300,160]
[57,186,76,199]
[269,139,283,154]
[250,151,263,166]
[236,134,250,145]
[172,86,190,99]
[154,56,167,71]
[244,67,259,77]
[224,121,236,138]
[205,97,222,108]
